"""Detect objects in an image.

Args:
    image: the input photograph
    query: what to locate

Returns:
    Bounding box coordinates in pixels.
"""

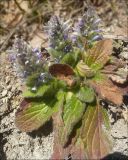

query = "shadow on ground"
[102,152,128,160]
[27,119,53,138]
[0,133,7,160]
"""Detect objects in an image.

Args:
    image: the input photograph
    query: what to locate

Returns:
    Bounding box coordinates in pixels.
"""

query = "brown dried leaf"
[49,64,75,86]
[49,63,74,76]
[103,64,119,73]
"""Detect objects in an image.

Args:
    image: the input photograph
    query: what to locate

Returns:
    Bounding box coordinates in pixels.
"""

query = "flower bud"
[76,61,95,78]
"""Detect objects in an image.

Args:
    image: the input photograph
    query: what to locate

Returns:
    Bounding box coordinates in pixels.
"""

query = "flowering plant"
[10,8,127,159]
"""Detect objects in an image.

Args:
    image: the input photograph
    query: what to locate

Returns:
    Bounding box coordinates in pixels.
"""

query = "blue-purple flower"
[45,16,72,56]
[72,7,103,49]
[8,36,49,82]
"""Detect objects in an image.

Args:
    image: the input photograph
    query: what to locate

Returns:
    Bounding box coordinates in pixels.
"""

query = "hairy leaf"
[102,108,110,130]
[102,57,124,74]
[76,60,95,78]
[52,114,86,159]
[76,86,95,103]
[49,64,76,87]
[49,63,74,76]
[58,94,85,146]
[23,80,66,98]
[52,136,86,159]
[23,85,50,98]
[60,53,76,66]
[92,72,105,82]
[89,78,124,105]
[48,48,60,58]
[60,49,81,67]
[84,39,113,70]
[15,99,58,132]
[26,73,40,87]
[71,138,87,159]
[81,104,111,159]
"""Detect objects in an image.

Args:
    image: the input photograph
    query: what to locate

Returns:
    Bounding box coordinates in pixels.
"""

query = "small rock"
[1,90,8,97]
[6,76,11,84]
[11,86,16,92]
[7,91,12,99]
[2,97,8,103]
[7,84,12,90]
[0,103,8,114]
[111,119,128,138]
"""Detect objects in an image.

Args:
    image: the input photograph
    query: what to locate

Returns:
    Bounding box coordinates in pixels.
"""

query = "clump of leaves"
[10,8,127,159]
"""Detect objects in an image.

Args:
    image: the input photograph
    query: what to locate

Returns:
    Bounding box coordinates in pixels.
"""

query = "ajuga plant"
[9,8,127,159]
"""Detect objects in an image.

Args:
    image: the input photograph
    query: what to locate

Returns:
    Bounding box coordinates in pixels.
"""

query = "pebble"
[8,91,12,99]
[2,97,8,103]
[6,76,11,84]
[7,85,12,91]
[1,90,8,97]
[11,86,16,92]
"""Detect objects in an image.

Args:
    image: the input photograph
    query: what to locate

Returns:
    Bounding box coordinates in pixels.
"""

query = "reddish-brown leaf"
[89,78,125,105]
[15,99,57,132]
[49,63,74,76]
[49,64,75,87]
[52,130,86,159]
[81,104,111,159]
[52,111,71,159]
[71,138,87,159]
[51,112,86,159]
[85,39,113,70]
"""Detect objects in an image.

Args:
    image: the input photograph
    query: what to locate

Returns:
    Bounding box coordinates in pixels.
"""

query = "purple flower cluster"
[45,16,72,54]
[8,36,50,83]
[9,8,103,89]
[72,7,103,48]
[46,8,102,54]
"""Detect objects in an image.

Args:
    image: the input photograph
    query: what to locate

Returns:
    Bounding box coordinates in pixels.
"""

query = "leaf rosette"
[13,8,128,160]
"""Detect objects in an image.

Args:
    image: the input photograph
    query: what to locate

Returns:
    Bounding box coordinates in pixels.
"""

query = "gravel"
[1,111,54,159]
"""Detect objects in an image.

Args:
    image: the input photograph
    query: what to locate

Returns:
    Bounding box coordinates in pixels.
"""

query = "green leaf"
[48,48,60,59]
[23,80,67,98]
[76,86,95,103]
[60,49,81,67]
[92,72,105,82]
[16,90,66,132]
[81,104,112,159]
[84,39,113,71]
[15,99,57,132]
[60,53,75,66]
[76,61,95,78]
[26,73,40,87]
[52,121,86,159]
[90,63,103,71]
[23,85,50,98]
[101,108,110,130]
[59,94,85,146]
